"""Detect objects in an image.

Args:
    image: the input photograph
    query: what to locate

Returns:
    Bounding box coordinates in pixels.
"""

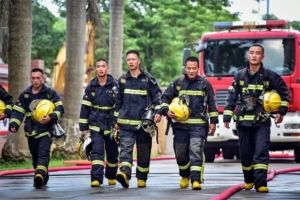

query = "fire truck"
[182,20,300,163]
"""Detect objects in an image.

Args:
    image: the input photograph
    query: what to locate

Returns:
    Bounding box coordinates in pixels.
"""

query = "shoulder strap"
[238,68,247,88]
[90,84,96,102]
[120,73,127,94]
[176,75,185,93]
[47,86,53,100]
[24,92,31,109]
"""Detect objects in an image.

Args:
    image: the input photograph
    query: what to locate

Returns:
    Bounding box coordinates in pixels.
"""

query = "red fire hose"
[210,167,300,200]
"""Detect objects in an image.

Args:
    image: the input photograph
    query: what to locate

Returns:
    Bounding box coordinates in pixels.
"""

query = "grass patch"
[0,158,75,172]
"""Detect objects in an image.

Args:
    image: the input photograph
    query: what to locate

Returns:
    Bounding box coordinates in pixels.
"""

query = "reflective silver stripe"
[89,125,100,132]
[124,89,147,95]
[178,161,190,170]
[54,101,63,107]
[13,105,26,114]
[5,105,12,110]
[137,165,149,172]
[254,164,268,170]
[114,111,119,117]
[209,112,218,117]
[82,100,93,107]
[190,166,202,171]
[223,110,233,116]
[106,161,118,168]
[79,119,88,124]
[242,164,253,171]
[119,162,132,169]
[92,160,104,165]
[10,118,21,126]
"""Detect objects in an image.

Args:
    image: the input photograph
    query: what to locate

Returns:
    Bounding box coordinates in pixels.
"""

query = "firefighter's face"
[126,53,140,70]
[94,60,109,77]
[185,61,199,80]
[248,46,264,65]
[30,71,44,88]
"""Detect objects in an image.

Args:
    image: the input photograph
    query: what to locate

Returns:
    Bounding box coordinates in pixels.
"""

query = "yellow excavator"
[52,21,95,96]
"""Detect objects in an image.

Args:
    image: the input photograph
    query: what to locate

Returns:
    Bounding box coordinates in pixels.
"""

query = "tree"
[60,0,86,155]
[0,0,9,62]
[109,0,124,79]
[2,0,32,161]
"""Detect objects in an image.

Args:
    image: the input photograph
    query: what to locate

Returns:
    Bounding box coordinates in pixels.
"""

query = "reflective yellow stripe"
[254,164,268,170]
[82,100,93,107]
[117,118,147,126]
[161,103,169,108]
[201,152,205,183]
[13,105,26,114]
[5,105,12,110]
[124,89,147,95]
[79,119,88,124]
[24,94,29,98]
[242,164,253,171]
[120,78,126,84]
[137,165,149,172]
[93,105,113,109]
[114,111,119,117]
[280,101,289,107]
[179,90,205,96]
[89,125,100,132]
[237,115,260,121]
[54,101,63,107]
[224,110,233,116]
[104,130,111,135]
[178,119,207,124]
[26,112,33,117]
[36,165,47,173]
[25,130,38,137]
[120,162,132,169]
[178,161,190,170]
[263,81,269,86]
[10,118,21,126]
[34,131,49,138]
[190,166,202,171]
[54,111,61,119]
[92,160,104,165]
[106,161,118,168]
[209,112,218,117]
[155,105,161,111]
[239,80,244,86]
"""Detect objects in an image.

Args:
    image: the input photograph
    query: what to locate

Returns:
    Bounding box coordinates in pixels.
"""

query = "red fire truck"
[183,20,300,163]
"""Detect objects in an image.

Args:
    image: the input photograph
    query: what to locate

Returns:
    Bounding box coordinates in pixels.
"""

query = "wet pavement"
[0,158,299,200]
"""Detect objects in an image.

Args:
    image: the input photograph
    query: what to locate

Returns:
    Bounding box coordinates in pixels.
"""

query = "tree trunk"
[61,0,86,156]
[2,0,32,161]
[109,0,124,79]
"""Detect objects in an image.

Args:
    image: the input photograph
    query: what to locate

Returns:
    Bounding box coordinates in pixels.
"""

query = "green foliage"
[31,2,66,72]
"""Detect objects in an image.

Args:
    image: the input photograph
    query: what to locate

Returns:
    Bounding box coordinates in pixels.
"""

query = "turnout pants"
[90,130,119,183]
[119,129,152,181]
[27,135,52,184]
[173,126,206,183]
[238,122,270,189]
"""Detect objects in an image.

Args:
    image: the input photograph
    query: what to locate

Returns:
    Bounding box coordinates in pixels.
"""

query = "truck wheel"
[222,148,234,159]
[294,148,300,163]
[204,147,215,163]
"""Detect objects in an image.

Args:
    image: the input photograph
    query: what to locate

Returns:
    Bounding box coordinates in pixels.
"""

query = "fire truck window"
[203,39,295,77]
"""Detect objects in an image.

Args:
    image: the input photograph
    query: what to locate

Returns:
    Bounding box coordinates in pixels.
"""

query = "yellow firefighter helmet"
[33,100,55,122]
[77,135,92,160]
[0,101,5,114]
[168,97,190,121]
[263,91,281,112]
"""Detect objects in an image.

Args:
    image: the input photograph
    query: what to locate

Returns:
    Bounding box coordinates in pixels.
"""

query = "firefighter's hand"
[81,130,87,138]
[155,114,161,123]
[115,124,119,131]
[167,110,177,120]
[209,123,216,134]
[224,122,230,129]
[40,115,52,125]
[274,113,284,124]
[0,113,7,120]
[10,127,17,133]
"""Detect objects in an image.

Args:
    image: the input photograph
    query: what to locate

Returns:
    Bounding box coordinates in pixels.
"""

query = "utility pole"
[267,0,269,14]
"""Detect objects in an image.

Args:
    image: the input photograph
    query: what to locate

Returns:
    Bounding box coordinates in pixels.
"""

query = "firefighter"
[114,50,162,188]
[223,44,291,193]
[161,56,218,190]
[9,68,64,189]
[0,85,14,120]
[79,58,119,187]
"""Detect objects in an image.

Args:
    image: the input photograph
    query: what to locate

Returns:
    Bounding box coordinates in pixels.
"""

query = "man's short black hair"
[185,56,199,67]
[95,58,108,66]
[126,50,140,58]
[31,68,44,75]
[250,44,264,55]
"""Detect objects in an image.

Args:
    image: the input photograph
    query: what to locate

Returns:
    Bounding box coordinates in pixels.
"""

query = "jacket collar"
[125,68,146,79]
[24,84,48,94]
[91,74,113,86]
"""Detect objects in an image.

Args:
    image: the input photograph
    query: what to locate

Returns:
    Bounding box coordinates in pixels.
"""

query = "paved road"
[0,157,299,200]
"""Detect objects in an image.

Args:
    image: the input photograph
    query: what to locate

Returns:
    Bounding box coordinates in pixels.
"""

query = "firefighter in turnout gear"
[114,50,162,188]
[223,44,291,193]
[79,59,119,187]
[9,68,64,189]
[161,56,219,190]
[0,84,14,119]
